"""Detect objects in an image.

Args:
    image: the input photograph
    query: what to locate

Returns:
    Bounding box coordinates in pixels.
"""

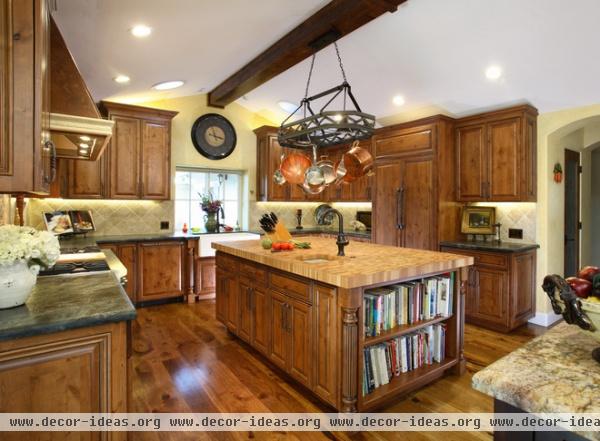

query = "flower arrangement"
[199,193,223,214]
[0,225,60,269]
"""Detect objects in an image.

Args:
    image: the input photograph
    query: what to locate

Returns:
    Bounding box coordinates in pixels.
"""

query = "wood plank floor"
[129,300,547,441]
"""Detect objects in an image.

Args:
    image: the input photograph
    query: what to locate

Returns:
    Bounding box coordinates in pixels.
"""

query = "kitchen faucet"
[318,208,349,256]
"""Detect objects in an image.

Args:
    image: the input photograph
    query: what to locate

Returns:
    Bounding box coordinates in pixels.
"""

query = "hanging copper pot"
[343,141,374,179]
[280,152,311,184]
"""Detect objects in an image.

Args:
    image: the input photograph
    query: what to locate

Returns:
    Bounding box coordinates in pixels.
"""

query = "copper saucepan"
[342,141,374,180]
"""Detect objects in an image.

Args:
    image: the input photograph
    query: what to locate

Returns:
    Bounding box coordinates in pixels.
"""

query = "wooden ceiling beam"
[207,0,407,108]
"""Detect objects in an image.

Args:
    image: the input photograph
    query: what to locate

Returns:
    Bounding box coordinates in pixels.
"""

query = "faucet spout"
[318,208,349,256]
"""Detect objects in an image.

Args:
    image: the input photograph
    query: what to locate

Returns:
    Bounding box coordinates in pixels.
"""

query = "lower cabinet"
[100,239,196,304]
[194,257,216,296]
[0,322,129,441]
[441,246,536,332]
[216,252,337,407]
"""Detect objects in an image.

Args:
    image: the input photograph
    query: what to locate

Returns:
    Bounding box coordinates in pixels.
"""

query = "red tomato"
[272,242,281,251]
[286,242,293,250]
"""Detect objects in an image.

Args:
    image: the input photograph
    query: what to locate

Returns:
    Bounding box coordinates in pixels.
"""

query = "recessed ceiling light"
[131,24,152,38]
[79,143,89,149]
[392,95,405,106]
[114,75,130,84]
[485,65,502,80]
[278,100,299,113]
[152,80,185,91]
[79,135,91,142]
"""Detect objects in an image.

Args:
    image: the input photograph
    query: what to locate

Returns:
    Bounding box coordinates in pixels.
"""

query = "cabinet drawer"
[374,126,433,158]
[270,272,312,303]
[442,247,508,269]
[216,253,238,271]
[239,261,267,286]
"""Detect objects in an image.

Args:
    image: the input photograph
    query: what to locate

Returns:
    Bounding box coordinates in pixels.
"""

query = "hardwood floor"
[130,300,547,441]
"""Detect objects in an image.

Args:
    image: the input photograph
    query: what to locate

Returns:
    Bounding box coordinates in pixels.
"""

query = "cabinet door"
[456,124,486,201]
[268,290,288,370]
[141,119,170,200]
[251,285,270,355]
[470,266,509,327]
[195,257,216,295]
[372,161,402,246]
[287,298,312,388]
[138,241,184,301]
[118,243,137,302]
[401,157,435,250]
[512,252,535,324]
[109,116,140,199]
[238,277,252,343]
[66,157,105,198]
[0,0,11,177]
[313,284,337,406]
[488,117,520,201]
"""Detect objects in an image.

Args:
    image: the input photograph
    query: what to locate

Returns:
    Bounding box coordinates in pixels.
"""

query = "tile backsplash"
[25,199,174,236]
[473,202,537,242]
[250,201,372,231]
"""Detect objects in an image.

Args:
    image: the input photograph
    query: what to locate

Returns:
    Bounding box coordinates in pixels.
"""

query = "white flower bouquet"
[0,225,60,269]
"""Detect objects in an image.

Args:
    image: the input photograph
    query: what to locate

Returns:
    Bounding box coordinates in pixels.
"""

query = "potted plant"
[553,163,563,183]
[199,193,223,233]
[0,225,60,309]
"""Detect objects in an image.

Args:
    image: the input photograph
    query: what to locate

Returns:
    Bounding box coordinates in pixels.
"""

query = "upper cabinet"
[455,105,537,202]
[0,0,52,194]
[57,102,177,200]
[254,126,372,202]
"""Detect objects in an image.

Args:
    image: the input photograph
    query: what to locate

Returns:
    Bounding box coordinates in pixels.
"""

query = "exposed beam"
[208,0,407,108]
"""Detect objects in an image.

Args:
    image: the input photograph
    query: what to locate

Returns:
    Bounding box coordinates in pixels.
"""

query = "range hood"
[49,17,114,161]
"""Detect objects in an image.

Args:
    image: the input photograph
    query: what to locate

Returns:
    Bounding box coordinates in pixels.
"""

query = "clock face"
[191,114,237,160]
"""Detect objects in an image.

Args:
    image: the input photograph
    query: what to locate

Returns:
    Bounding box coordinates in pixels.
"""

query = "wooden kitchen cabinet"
[238,276,253,343]
[455,104,537,202]
[93,102,178,200]
[373,116,462,250]
[63,156,106,198]
[0,322,128,441]
[99,242,138,302]
[137,241,185,301]
[0,0,53,194]
[441,245,537,332]
[194,256,216,297]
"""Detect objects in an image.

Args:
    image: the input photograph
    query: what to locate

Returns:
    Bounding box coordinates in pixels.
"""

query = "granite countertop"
[213,236,472,289]
[440,240,539,253]
[473,322,600,440]
[0,270,136,342]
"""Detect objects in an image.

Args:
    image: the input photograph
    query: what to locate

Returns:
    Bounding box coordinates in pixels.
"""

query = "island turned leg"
[451,266,468,375]
[341,306,359,412]
[185,240,197,303]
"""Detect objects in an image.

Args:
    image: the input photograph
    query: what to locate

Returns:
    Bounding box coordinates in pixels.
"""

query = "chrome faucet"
[319,208,349,256]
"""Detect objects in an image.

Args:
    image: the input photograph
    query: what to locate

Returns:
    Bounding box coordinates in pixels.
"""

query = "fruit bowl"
[543,274,600,361]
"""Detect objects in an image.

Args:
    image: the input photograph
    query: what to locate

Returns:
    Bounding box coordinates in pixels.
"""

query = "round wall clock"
[191,113,237,160]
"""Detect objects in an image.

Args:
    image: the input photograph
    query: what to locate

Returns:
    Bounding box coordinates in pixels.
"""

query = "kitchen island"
[0,255,135,440]
[473,322,599,441]
[213,237,473,411]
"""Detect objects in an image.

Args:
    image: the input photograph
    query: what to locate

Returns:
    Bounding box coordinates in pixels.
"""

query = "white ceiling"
[53,0,600,124]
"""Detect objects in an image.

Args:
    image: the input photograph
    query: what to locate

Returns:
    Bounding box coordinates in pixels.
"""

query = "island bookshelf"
[356,269,465,411]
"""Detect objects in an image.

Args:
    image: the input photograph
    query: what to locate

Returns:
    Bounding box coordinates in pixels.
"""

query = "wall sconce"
[553,163,563,183]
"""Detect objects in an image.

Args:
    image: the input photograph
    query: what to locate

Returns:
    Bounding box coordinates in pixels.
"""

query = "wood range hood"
[49,17,114,161]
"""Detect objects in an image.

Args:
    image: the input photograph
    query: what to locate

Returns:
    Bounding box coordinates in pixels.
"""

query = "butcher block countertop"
[212,237,473,289]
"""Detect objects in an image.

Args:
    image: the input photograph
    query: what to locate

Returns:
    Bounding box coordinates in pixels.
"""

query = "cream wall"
[592,149,600,264]
[141,93,275,228]
[536,104,600,317]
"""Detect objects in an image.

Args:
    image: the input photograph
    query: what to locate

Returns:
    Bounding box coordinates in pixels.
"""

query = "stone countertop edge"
[0,271,136,342]
[439,240,540,253]
[471,322,600,440]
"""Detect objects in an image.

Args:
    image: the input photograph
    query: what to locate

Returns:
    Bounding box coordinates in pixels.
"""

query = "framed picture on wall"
[461,207,496,235]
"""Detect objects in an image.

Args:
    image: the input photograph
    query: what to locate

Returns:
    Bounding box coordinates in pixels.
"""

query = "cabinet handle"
[396,186,405,230]
[44,140,57,184]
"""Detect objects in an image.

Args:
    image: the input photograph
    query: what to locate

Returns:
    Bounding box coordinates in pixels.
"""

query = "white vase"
[0,261,38,309]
